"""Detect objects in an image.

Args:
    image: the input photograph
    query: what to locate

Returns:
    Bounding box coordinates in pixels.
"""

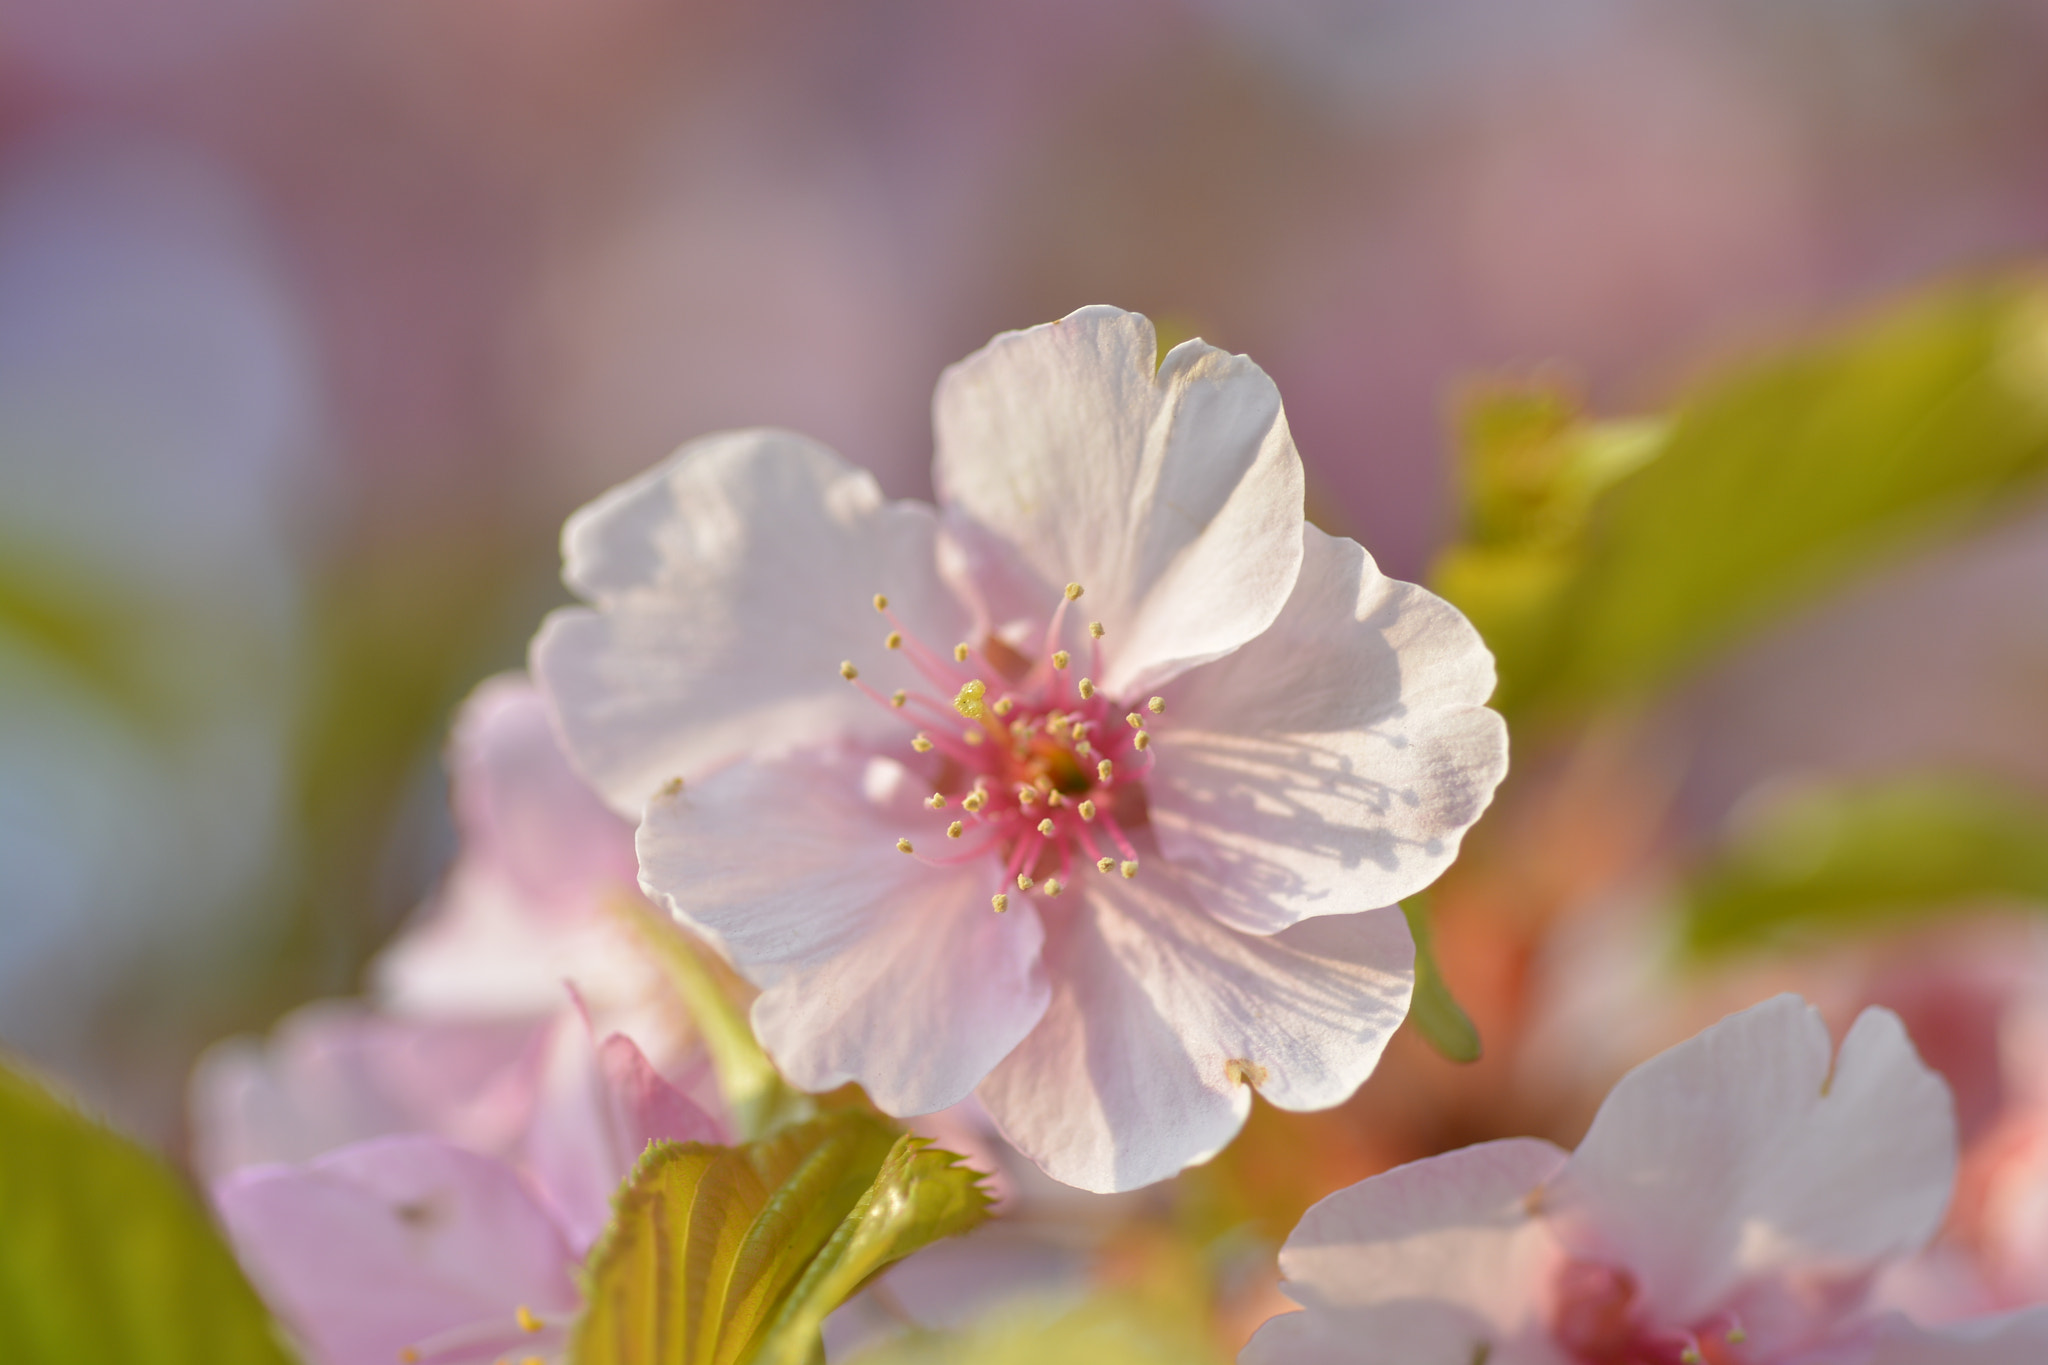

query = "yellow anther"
[947,821,964,839]
[1097,856,1116,873]
[1088,621,1104,638]
[1070,718,1088,739]
[962,791,987,813]
[1044,878,1065,897]
[1065,582,1084,600]
[1052,650,1070,669]
[953,642,971,662]
[1018,786,1037,805]
[1076,740,1093,756]
[953,679,987,719]
[964,728,985,745]
[840,661,859,680]
[1126,712,1144,728]
[658,776,684,799]
[1120,860,1139,879]
[911,734,934,752]
[1078,678,1096,699]
[890,689,907,708]
[1078,799,1096,820]
[991,893,1009,913]
[1147,696,1165,714]
[885,631,903,649]
[992,697,1014,716]
[926,793,946,809]
[1017,873,1034,891]
[1134,731,1151,751]
[517,1306,544,1334]
[1033,817,1052,836]
[1726,1329,1748,1344]
[873,593,889,611]
[896,838,914,854]
[1098,759,1114,781]
[1680,1351,1701,1365]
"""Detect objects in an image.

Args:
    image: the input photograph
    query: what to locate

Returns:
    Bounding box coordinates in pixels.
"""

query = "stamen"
[947,821,964,838]
[896,838,914,854]
[516,1306,544,1334]
[1046,790,1066,807]
[992,697,1014,717]
[1120,860,1139,879]
[840,661,859,680]
[953,643,971,662]
[1078,800,1096,820]
[911,734,934,752]
[1036,817,1055,836]
[1078,678,1096,699]
[953,679,987,718]
[1088,621,1104,638]
[1065,582,1084,600]
[1075,740,1093,756]
[885,631,903,649]
[927,793,946,809]
[1098,759,1114,781]
[1134,731,1151,751]
[1044,878,1064,897]
[1126,712,1144,728]
[1051,650,1070,669]
[1016,873,1034,891]
[1147,696,1165,715]
[873,594,889,611]
[962,791,987,813]
[1097,856,1116,873]
[991,893,1009,913]
[1018,787,1037,806]
[963,728,985,745]
[890,689,907,708]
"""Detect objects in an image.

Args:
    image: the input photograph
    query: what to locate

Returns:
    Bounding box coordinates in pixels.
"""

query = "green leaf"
[612,895,813,1141]
[0,1057,292,1365]
[842,1292,1229,1365]
[1680,775,2048,955]
[747,1136,993,1365]
[1439,276,2048,717]
[573,1110,900,1365]
[1401,898,1482,1064]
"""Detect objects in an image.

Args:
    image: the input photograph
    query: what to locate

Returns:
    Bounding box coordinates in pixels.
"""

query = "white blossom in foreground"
[1243,994,2048,1365]
[533,306,1508,1191]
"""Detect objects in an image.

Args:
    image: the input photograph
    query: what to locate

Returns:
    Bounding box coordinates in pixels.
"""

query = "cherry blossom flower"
[532,305,1508,1191]
[1242,993,2048,1365]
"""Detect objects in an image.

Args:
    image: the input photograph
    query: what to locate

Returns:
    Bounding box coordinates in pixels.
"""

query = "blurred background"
[5,0,2048,1326]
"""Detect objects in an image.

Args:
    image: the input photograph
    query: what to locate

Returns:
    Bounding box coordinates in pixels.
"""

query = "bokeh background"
[5,0,2048,1270]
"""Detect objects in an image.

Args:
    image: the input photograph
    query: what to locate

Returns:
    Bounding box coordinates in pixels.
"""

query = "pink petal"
[189,1002,545,1182]
[214,1135,579,1365]
[977,852,1412,1192]
[932,306,1305,698]
[533,428,971,815]
[637,747,1049,1116]
[1544,995,1956,1329]
[1865,1307,2048,1364]
[1150,525,1509,934]
[446,672,638,916]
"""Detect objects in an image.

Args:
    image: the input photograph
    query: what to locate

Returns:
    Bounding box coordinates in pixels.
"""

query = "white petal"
[1544,995,1956,1327]
[1865,1308,2048,1364]
[976,852,1412,1192]
[932,306,1305,697]
[637,747,1049,1116]
[1150,526,1508,934]
[532,428,969,815]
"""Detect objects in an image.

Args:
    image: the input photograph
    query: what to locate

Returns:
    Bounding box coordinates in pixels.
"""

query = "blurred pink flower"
[533,305,1507,1191]
[1244,994,2048,1365]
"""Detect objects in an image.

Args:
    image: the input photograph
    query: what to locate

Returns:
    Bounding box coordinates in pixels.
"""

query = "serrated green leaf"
[0,1057,292,1365]
[747,1136,993,1365]
[1680,775,2048,956]
[573,1111,899,1365]
[1401,898,1481,1064]
[843,1291,1229,1365]
[1439,276,2048,718]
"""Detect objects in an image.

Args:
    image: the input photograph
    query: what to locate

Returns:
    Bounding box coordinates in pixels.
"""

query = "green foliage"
[1402,898,1482,1064]
[1680,775,2048,955]
[572,1114,989,1365]
[1437,277,2048,718]
[843,1292,1229,1365]
[0,1058,291,1365]
[747,1136,994,1365]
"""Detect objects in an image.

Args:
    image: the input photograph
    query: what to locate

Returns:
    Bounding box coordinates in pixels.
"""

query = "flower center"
[840,582,1164,912]
[1552,1260,1751,1365]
